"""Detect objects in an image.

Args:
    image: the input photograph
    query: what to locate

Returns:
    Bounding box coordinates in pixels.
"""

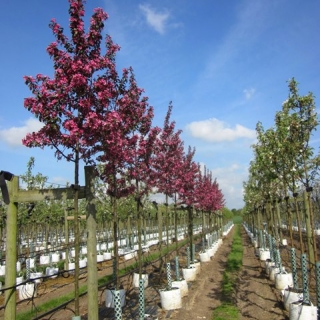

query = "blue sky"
[0,0,319,209]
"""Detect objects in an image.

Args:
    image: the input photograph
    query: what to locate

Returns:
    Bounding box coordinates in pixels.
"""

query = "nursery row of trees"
[22,0,225,223]
[1,1,226,319]
[242,78,320,264]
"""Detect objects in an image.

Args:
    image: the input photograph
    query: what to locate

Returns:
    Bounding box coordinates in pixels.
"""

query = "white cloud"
[147,163,247,209]
[243,87,256,100]
[0,118,43,147]
[186,118,256,142]
[50,176,72,186]
[211,163,248,209]
[139,4,170,34]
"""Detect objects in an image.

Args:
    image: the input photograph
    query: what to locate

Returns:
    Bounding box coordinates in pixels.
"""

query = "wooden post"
[3,169,90,318]
[112,196,119,289]
[257,206,262,233]
[4,176,18,320]
[271,201,279,240]
[64,207,70,271]
[275,200,283,242]
[293,195,304,254]
[307,189,318,266]
[127,214,132,248]
[208,212,212,233]
[265,201,273,236]
[285,197,294,247]
[165,197,169,264]
[158,205,163,243]
[201,211,205,235]
[187,206,193,257]
[85,166,98,320]
[73,187,80,316]
[137,197,143,277]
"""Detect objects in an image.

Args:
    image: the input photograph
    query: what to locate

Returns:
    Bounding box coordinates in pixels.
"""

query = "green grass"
[212,304,239,320]
[16,285,88,320]
[233,215,243,224]
[212,224,243,320]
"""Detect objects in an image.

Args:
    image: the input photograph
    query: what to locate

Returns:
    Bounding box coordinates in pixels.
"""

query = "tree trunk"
[303,191,315,266]
[112,195,119,289]
[73,147,80,316]
[85,166,98,320]
[187,206,193,258]
[293,196,304,253]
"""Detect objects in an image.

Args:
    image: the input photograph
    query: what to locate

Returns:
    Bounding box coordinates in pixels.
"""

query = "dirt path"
[236,227,288,320]
[166,228,234,320]
[168,226,289,320]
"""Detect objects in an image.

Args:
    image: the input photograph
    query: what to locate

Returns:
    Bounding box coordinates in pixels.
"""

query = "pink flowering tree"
[152,103,184,246]
[195,167,225,247]
[95,67,155,289]
[127,125,161,276]
[194,165,209,233]
[176,146,199,206]
[176,146,200,256]
[205,174,225,233]
[22,0,150,314]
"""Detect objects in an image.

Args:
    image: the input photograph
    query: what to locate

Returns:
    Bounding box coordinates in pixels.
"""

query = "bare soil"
[236,228,288,320]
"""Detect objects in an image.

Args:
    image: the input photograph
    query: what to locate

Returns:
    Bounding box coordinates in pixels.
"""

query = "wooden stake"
[4,176,18,320]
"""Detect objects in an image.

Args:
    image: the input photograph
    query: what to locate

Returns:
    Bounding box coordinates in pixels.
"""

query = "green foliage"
[233,215,243,224]
[243,78,319,212]
[212,304,239,320]
[56,260,65,271]
[17,157,69,227]
[20,157,48,190]
[231,208,242,216]
[222,207,233,220]
[222,272,233,296]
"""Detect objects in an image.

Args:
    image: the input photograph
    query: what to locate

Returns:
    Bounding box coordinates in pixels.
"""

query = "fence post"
[4,175,18,320]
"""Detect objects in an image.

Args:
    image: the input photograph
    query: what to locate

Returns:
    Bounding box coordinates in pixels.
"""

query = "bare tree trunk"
[85,166,98,320]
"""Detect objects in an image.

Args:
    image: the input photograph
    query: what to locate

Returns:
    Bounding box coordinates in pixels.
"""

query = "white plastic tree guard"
[39,255,50,265]
[190,261,201,275]
[172,279,188,297]
[182,267,197,282]
[133,273,148,288]
[105,288,126,308]
[18,283,37,300]
[160,287,182,310]
[103,252,112,260]
[46,267,58,278]
[282,288,303,311]
[275,272,293,290]
[199,251,210,262]
[289,301,317,320]
[259,249,270,261]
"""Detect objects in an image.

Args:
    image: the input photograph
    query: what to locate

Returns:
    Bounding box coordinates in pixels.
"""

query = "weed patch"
[212,224,243,319]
